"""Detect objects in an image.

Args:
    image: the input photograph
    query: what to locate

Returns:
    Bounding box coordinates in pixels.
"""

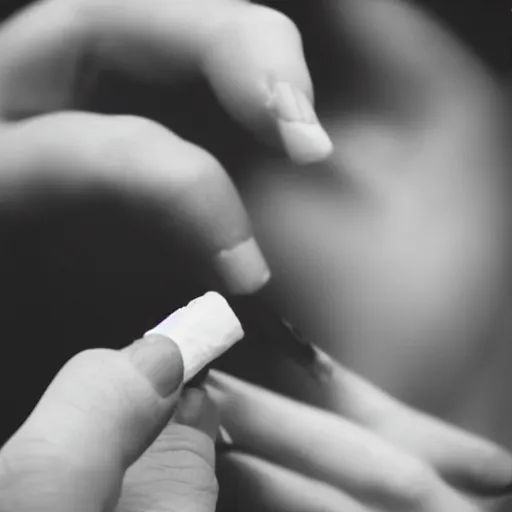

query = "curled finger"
[0,112,270,294]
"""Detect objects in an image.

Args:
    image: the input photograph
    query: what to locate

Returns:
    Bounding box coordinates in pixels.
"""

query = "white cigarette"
[144,292,244,382]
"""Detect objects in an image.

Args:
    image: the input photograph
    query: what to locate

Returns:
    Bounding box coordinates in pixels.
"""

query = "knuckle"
[103,115,168,157]
[153,425,216,470]
[169,448,219,495]
[160,145,225,200]
[94,115,223,194]
[180,150,224,189]
[90,115,169,182]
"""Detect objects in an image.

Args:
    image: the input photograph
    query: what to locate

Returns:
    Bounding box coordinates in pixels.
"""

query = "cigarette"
[144,292,244,382]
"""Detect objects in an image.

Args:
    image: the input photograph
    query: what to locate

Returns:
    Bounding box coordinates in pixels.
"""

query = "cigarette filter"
[145,292,244,382]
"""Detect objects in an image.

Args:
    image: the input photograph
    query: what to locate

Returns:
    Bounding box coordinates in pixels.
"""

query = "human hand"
[0,288,249,512]
[208,355,512,512]
[0,0,333,297]
[0,339,219,512]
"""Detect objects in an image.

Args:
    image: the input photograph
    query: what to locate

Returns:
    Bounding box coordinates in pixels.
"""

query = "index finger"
[0,0,332,164]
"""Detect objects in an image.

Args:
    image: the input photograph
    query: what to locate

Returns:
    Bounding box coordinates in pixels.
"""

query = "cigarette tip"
[145,292,244,382]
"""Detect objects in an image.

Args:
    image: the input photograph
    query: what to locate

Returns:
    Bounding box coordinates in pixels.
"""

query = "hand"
[208,355,512,512]
[0,0,332,297]
[0,335,220,512]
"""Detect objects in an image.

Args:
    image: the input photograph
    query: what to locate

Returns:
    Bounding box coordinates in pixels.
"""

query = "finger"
[216,450,366,512]
[330,367,512,497]
[174,387,220,441]
[0,0,332,164]
[284,349,512,496]
[207,371,467,509]
[0,288,239,512]
[0,340,185,512]
[0,112,270,294]
[118,388,219,512]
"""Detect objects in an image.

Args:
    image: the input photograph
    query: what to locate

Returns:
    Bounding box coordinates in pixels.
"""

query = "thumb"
[0,291,242,512]
[0,339,185,512]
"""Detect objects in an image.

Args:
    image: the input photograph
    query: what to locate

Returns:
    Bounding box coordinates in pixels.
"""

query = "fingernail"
[123,334,184,398]
[218,425,234,445]
[213,237,271,295]
[268,82,333,165]
[144,292,245,383]
[215,439,243,456]
[174,388,219,440]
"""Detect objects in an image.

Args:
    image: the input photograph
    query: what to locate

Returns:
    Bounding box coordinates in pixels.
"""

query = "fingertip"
[445,447,512,498]
[174,388,220,441]
[266,81,334,165]
[277,119,334,165]
[203,3,329,165]
[212,237,271,295]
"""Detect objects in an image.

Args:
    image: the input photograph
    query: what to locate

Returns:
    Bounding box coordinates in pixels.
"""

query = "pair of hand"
[0,0,511,511]
[1,336,511,512]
